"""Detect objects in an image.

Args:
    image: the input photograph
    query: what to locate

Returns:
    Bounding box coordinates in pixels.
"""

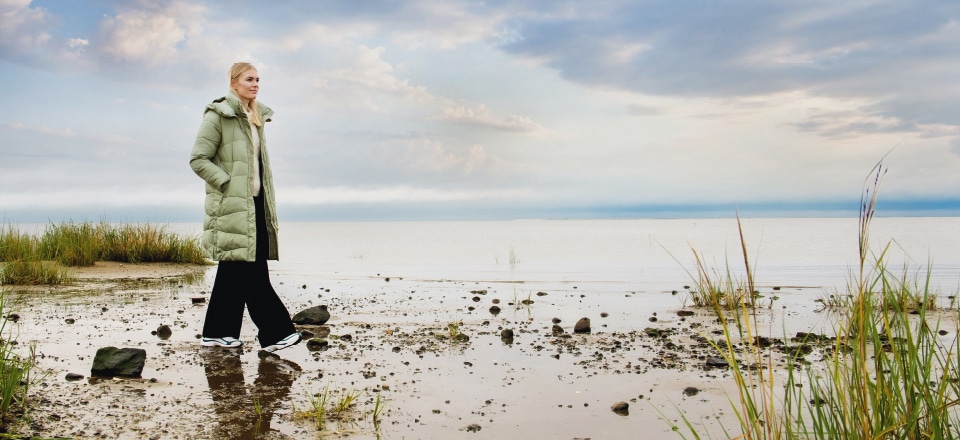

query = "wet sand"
[4,262,836,439]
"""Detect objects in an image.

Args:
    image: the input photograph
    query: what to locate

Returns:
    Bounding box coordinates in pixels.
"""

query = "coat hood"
[205,89,274,121]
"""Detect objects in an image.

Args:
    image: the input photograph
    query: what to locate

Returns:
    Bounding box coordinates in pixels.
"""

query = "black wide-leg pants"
[202,192,296,348]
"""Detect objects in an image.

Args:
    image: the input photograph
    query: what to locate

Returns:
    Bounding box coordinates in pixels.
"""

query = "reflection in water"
[202,349,301,439]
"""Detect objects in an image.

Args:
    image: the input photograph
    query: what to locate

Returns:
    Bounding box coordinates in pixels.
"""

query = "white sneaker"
[261,333,301,353]
[201,336,243,348]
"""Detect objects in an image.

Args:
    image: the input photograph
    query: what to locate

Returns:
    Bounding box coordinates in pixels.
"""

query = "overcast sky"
[2,0,958,222]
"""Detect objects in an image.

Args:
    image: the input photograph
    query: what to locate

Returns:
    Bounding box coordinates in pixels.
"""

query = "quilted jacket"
[189,90,279,261]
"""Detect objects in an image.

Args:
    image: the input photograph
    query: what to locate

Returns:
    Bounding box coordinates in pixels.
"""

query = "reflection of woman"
[202,350,301,437]
[190,62,301,352]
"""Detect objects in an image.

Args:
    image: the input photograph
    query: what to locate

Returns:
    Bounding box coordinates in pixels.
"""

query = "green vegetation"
[0,221,206,285]
[297,385,389,433]
[667,161,960,439]
[0,289,42,428]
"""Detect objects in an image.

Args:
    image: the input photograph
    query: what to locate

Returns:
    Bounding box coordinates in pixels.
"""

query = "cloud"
[401,140,502,175]
[311,45,434,111]
[98,0,206,65]
[0,0,54,58]
[497,1,960,129]
[279,184,530,205]
[432,104,541,132]
[1,122,139,146]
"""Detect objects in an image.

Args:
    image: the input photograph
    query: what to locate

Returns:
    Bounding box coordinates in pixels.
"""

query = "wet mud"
[4,263,842,439]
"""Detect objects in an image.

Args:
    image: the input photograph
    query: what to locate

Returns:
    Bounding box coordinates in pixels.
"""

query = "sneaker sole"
[262,334,301,352]
[201,339,242,348]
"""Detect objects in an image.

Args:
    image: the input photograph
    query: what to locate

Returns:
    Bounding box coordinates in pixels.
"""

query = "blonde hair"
[229,62,262,126]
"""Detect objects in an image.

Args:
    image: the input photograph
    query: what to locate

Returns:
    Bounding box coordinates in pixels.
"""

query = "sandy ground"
[0,262,843,439]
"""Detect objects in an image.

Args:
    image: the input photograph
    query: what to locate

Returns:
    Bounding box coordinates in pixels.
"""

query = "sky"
[1,0,959,222]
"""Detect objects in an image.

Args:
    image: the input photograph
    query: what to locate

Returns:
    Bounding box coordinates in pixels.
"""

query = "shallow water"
[7,217,960,439]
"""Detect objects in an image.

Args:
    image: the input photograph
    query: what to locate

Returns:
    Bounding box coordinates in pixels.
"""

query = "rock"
[190,297,206,304]
[155,324,172,339]
[306,338,329,351]
[611,401,629,416]
[677,310,695,317]
[683,387,700,397]
[65,373,84,381]
[600,312,609,318]
[552,325,565,336]
[292,305,330,325]
[64,318,75,324]
[500,329,514,344]
[470,290,487,295]
[339,334,353,342]
[536,291,548,296]
[705,357,729,368]
[454,334,470,343]
[574,317,591,334]
[552,317,561,324]
[489,306,501,316]
[464,423,482,433]
[472,296,481,302]
[91,347,146,378]
[6,313,19,323]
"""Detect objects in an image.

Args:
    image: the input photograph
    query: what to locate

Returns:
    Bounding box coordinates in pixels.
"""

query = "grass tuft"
[0,221,206,285]
[667,158,960,439]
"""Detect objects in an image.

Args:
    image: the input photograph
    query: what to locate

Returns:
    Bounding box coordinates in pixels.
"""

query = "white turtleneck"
[247,110,262,197]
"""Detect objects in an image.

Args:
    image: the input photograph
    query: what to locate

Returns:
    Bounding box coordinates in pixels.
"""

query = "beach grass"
[668,161,960,439]
[0,221,206,285]
[0,289,42,427]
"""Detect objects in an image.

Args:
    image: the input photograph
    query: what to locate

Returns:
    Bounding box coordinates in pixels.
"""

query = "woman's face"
[232,68,259,104]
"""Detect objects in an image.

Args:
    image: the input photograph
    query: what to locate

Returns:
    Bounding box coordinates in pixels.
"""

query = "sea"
[168,216,960,297]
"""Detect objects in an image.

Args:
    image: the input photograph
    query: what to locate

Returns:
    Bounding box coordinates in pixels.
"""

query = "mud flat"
[3,263,838,439]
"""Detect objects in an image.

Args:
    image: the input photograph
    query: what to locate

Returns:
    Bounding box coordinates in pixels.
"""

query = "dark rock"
[520,298,534,305]
[464,424,482,433]
[6,313,19,323]
[454,334,470,343]
[155,324,172,339]
[500,329,514,339]
[939,330,950,336]
[492,298,500,304]
[65,373,84,381]
[705,357,729,368]
[300,329,316,339]
[472,296,481,302]
[91,347,146,378]
[683,387,700,397]
[677,310,695,317]
[489,306,501,316]
[292,305,330,325]
[64,318,75,324]
[536,291,548,296]
[611,401,629,416]
[600,312,609,318]
[552,325,565,336]
[552,317,561,324]
[190,297,206,304]
[306,338,329,351]
[339,334,352,342]
[470,290,487,295]
[574,317,591,334]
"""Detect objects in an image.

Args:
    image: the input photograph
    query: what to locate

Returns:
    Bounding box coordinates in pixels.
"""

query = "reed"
[0,289,42,426]
[667,160,960,439]
[0,221,206,284]
[0,259,73,285]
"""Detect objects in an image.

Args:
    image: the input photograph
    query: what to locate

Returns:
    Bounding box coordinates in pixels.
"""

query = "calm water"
[170,217,960,295]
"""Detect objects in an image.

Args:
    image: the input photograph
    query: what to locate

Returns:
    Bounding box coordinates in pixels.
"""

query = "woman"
[189,62,301,353]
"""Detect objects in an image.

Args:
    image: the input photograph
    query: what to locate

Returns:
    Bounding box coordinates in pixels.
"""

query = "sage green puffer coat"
[189,91,279,261]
